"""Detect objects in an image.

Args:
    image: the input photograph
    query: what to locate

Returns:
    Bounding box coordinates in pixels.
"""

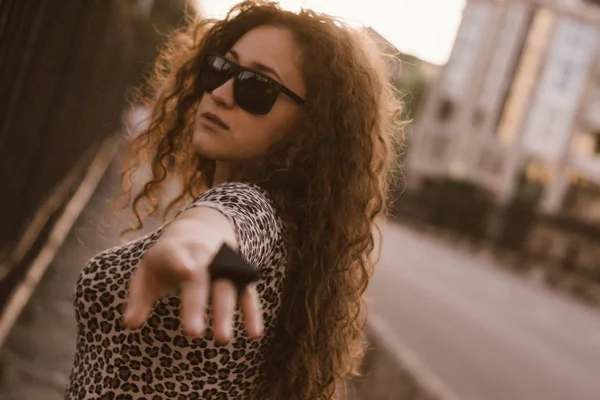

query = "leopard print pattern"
[65,182,286,399]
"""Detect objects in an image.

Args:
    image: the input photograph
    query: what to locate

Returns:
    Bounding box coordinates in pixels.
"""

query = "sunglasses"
[199,52,305,115]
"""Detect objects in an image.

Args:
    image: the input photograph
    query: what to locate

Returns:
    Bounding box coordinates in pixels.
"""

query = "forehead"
[230,25,303,84]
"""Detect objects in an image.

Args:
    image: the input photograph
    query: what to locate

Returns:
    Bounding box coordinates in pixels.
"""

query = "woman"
[66,1,403,399]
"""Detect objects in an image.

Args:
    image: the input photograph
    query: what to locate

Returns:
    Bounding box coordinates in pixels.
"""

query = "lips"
[201,112,229,130]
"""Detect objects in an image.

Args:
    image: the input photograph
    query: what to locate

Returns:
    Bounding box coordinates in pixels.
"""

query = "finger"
[240,284,263,339]
[212,279,237,344]
[181,268,210,337]
[123,261,156,329]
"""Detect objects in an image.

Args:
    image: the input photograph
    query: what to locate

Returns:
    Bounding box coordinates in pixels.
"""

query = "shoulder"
[186,182,284,270]
[196,182,272,207]
[192,182,278,221]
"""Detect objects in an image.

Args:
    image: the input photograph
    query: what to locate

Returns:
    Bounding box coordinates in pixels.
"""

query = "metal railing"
[0,0,134,307]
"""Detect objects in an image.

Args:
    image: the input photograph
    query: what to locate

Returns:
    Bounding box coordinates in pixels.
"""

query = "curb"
[357,313,462,400]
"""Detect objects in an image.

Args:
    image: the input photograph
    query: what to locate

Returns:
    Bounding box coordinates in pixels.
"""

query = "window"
[429,135,451,160]
[594,132,600,155]
[437,99,455,122]
[572,130,600,156]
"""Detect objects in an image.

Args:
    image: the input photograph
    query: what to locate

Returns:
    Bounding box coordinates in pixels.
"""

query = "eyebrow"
[227,49,283,82]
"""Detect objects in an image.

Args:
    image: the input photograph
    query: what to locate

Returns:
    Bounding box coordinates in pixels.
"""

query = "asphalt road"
[368,223,600,400]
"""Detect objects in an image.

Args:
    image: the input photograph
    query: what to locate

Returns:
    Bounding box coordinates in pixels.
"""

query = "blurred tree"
[393,54,429,121]
[128,0,192,94]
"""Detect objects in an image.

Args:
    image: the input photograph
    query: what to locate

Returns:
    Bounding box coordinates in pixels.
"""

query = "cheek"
[234,112,294,154]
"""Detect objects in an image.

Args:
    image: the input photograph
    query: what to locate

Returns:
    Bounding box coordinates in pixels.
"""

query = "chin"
[192,131,232,161]
[192,142,218,160]
[192,128,216,155]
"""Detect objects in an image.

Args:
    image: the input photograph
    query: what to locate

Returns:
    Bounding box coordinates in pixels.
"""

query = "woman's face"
[193,25,306,161]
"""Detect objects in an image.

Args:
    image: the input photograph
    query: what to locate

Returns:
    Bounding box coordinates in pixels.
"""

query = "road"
[368,223,600,400]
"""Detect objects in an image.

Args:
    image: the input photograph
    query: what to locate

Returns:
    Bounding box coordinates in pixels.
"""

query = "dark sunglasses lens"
[200,55,232,92]
[235,71,279,115]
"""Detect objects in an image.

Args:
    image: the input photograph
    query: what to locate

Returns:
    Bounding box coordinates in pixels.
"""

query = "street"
[369,223,600,400]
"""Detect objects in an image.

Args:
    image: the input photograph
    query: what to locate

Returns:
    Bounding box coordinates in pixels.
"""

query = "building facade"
[406,0,600,215]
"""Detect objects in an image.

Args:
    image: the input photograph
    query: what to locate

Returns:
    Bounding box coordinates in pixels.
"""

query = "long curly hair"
[117,1,404,398]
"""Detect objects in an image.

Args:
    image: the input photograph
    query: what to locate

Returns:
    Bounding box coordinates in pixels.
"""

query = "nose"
[210,77,235,109]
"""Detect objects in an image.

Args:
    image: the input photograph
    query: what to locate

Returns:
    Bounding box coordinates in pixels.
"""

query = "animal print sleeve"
[176,182,283,272]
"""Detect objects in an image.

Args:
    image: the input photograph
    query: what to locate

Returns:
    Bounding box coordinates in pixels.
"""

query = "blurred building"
[407,0,600,216]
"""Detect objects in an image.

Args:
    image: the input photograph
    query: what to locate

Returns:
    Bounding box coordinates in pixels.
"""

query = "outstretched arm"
[122,205,263,344]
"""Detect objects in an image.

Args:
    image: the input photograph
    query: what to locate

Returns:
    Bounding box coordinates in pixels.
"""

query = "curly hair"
[117,1,404,398]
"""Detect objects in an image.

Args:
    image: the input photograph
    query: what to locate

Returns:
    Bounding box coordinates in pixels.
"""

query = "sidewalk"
[0,142,161,400]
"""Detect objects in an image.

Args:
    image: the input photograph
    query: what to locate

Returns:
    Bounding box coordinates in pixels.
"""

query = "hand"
[122,212,264,344]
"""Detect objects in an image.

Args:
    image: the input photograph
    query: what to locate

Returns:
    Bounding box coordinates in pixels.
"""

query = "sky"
[194,0,466,65]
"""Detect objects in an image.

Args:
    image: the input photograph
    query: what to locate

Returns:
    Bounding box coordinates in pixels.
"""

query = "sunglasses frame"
[199,52,305,114]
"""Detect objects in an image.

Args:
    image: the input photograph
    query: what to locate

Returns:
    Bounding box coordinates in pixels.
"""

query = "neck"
[213,161,236,186]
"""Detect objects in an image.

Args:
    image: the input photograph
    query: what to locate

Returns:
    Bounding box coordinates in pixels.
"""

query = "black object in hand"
[209,244,259,292]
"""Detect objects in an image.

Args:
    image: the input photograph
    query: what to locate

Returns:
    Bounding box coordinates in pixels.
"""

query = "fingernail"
[217,326,232,344]
[123,306,135,323]
[253,324,264,339]
[189,317,204,336]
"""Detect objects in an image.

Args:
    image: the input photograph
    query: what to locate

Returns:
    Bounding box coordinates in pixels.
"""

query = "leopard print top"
[65,182,287,400]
